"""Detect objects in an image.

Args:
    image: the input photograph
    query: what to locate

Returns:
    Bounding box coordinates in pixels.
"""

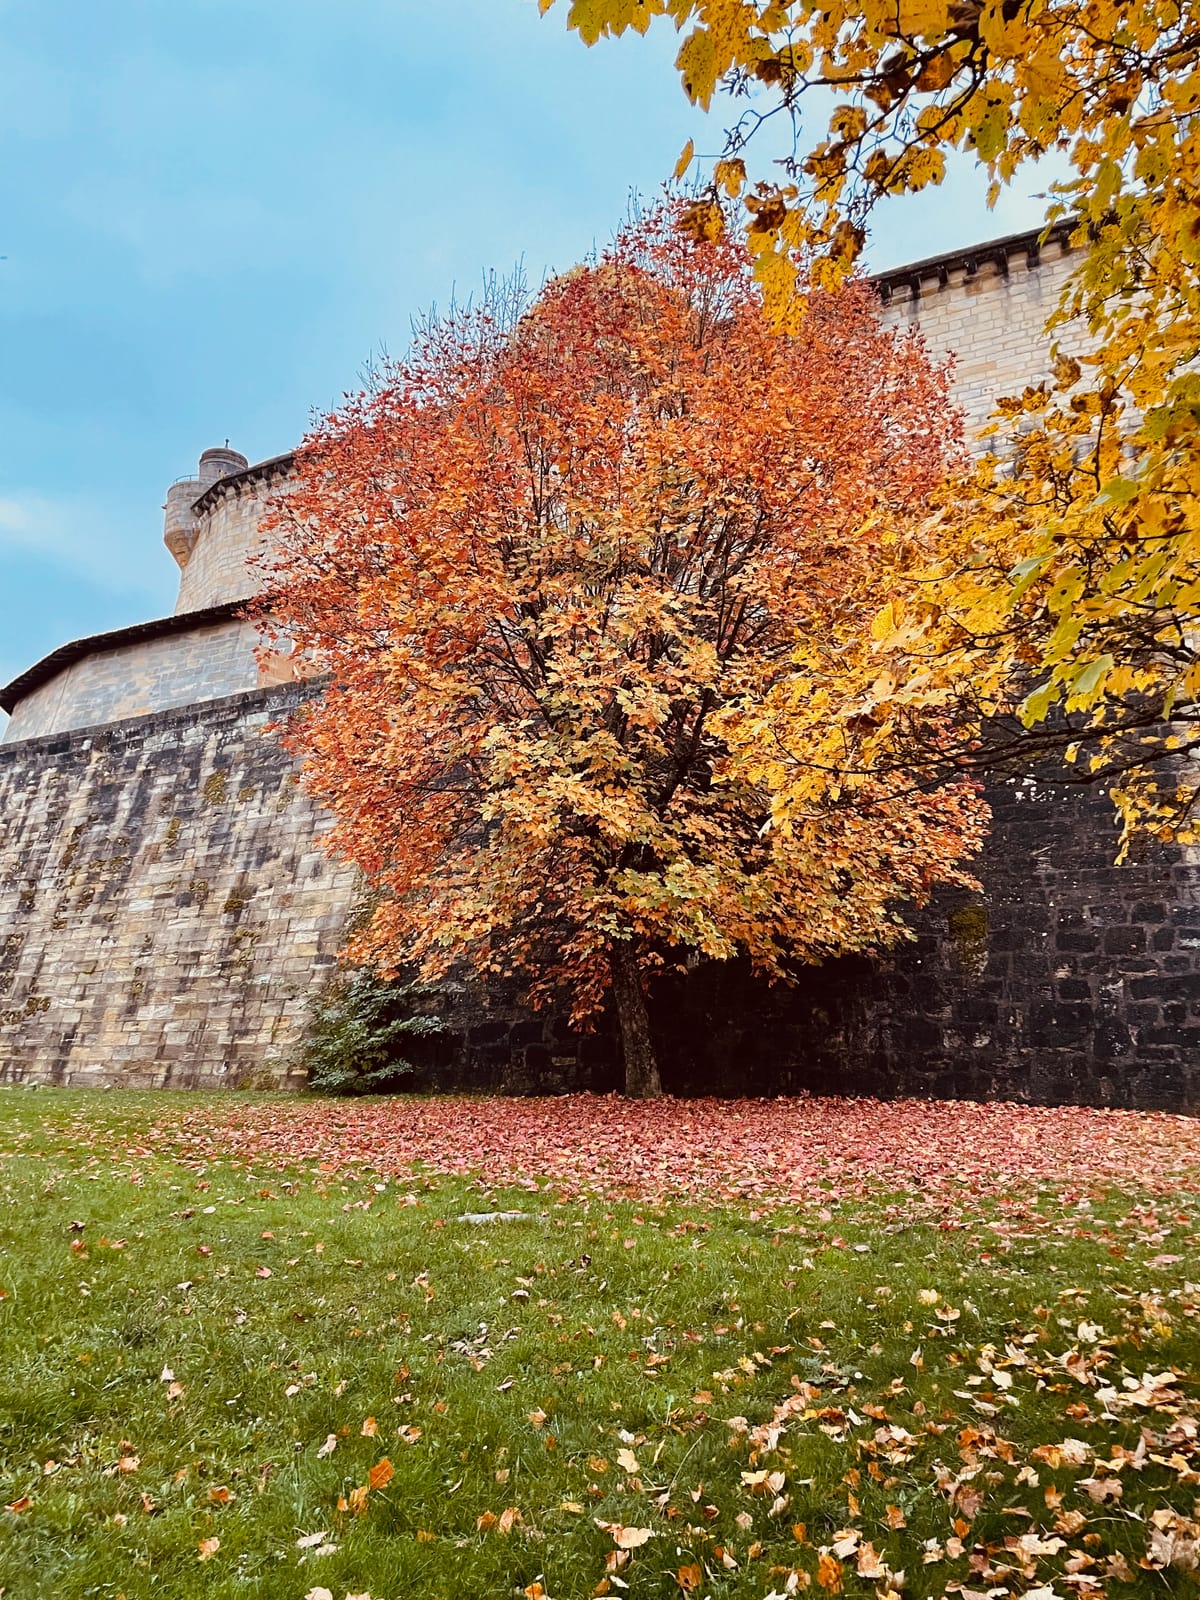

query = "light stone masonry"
[5,618,261,744]
[173,474,286,614]
[0,684,359,1087]
[877,241,1089,445]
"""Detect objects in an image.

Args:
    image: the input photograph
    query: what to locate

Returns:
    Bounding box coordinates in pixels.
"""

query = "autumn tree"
[541,0,1200,841]
[260,208,982,1097]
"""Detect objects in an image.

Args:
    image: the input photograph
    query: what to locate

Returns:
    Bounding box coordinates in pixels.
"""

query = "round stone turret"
[164,445,267,613]
[164,445,293,615]
[198,446,249,487]
[164,447,248,578]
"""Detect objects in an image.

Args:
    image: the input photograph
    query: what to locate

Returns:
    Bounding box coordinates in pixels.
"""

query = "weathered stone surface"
[642,770,1200,1110]
[4,617,261,744]
[0,684,357,1087]
[0,685,1197,1105]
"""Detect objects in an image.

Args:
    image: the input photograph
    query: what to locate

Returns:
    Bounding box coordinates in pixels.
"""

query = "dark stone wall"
[414,770,1200,1110]
[649,770,1200,1108]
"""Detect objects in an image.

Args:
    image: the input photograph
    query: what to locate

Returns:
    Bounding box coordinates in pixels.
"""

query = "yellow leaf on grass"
[816,1552,843,1592]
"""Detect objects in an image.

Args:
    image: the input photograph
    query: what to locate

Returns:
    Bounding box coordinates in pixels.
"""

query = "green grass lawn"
[0,1088,1198,1600]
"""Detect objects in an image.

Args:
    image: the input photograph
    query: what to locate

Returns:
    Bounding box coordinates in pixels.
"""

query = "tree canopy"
[261,208,981,1095]
[541,0,1200,844]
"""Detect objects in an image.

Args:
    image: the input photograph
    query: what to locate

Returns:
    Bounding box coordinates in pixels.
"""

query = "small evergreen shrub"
[301,969,449,1095]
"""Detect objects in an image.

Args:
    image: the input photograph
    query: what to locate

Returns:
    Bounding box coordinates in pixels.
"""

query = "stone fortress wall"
[0,685,358,1087]
[2,451,294,745]
[1,224,1196,1102]
[874,220,1085,438]
[3,614,261,745]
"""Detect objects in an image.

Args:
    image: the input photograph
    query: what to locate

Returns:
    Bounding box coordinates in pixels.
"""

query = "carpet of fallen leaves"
[2,1090,1200,1600]
[141,1094,1200,1210]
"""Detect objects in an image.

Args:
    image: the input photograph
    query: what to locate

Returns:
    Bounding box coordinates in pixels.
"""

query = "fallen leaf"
[1080,1476,1122,1502]
[816,1552,843,1592]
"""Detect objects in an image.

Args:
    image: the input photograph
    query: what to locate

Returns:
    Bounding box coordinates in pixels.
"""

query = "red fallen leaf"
[367,1457,394,1490]
[6,1496,31,1514]
[207,1485,234,1505]
[676,1562,703,1590]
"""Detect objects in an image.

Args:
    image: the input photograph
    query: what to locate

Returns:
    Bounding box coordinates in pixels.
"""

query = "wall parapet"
[870,218,1077,305]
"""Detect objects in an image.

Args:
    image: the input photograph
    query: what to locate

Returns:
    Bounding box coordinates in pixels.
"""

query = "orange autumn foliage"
[260,206,983,1095]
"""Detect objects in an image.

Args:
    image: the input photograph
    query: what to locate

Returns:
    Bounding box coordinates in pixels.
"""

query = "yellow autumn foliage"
[541,0,1200,842]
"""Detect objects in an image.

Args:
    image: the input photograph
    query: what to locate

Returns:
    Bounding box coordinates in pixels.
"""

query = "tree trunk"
[609,939,662,1099]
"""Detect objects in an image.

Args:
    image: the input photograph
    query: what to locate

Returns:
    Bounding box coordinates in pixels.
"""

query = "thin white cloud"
[0,490,169,601]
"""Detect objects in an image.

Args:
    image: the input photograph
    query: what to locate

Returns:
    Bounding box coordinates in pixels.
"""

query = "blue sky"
[0,0,1048,714]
